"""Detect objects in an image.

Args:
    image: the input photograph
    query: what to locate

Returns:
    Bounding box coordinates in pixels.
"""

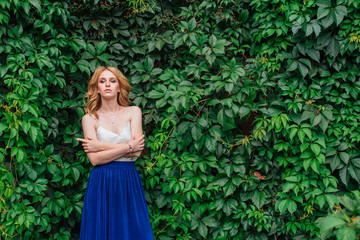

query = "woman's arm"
[80,140,142,157]
[78,114,144,166]
[129,106,144,157]
[101,106,144,158]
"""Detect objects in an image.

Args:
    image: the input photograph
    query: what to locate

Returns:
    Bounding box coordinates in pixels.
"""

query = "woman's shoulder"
[82,113,99,124]
[128,105,142,114]
[126,106,142,121]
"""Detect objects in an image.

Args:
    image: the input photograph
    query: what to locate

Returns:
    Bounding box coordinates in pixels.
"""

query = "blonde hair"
[83,66,132,119]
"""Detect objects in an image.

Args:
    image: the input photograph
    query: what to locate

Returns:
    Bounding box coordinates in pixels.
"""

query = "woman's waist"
[94,160,136,169]
[113,156,137,162]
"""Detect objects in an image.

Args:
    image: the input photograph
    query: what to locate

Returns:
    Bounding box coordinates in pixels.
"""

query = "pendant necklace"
[100,107,122,128]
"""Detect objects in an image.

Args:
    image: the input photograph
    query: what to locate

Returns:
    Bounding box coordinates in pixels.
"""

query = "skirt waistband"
[94,161,135,169]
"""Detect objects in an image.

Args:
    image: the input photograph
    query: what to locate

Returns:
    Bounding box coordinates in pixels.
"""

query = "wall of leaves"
[1,0,360,239]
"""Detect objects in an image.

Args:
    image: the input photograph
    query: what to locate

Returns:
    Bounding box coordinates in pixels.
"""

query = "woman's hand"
[76,137,104,152]
[128,135,145,152]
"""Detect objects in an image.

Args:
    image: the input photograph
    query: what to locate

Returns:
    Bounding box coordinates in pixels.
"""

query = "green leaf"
[118,30,130,37]
[77,60,90,76]
[298,62,308,77]
[311,143,321,156]
[325,194,338,207]
[198,223,208,238]
[336,227,356,240]
[312,114,322,126]
[144,57,154,72]
[252,190,267,209]
[311,160,320,173]
[283,182,297,193]
[217,109,225,126]
[289,127,298,141]
[339,167,348,185]
[205,54,216,66]
[277,199,289,214]
[288,61,297,72]
[297,129,305,143]
[28,168,38,181]
[299,58,311,68]
[312,22,321,37]
[287,200,297,214]
[28,0,41,12]
[317,6,330,19]
[339,152,349,164]
[307,49,320,63]
[148,90,163,99]
[316,0,331,8]
[322,14,334,28]
[318,116,329,132]
[205,135,216,153]
[327,38,340,58]
[191,126,202,141]
[303,157,312,171]
[188,18,197,31]
[319,216,346,232]
[147,41,155,52]
[173,35,183,49]
[18,213,25,225]
[22,2,31,14]
[202,216,217,227]
[333,6,347,25]
[302,128,312,139]
[71,168,80,182]
[209,35,217,48]
[239,106,251,119]
[16,148,25,162]
[224,182,236,197]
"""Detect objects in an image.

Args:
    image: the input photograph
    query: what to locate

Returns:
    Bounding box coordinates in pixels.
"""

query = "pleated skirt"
[79,162,154,240]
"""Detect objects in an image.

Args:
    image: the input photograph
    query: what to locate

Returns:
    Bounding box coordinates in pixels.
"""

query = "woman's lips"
[105,89,111,92]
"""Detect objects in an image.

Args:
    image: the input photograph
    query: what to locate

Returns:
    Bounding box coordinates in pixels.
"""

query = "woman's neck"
[99,98,122,113]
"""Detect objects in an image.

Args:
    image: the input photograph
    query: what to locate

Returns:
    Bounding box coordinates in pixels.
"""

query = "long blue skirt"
[79,162,154,240]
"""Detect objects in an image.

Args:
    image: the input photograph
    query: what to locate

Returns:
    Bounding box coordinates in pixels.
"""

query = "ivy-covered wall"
[1,0,360,239]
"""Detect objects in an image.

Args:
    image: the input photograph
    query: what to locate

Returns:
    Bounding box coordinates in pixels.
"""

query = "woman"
[76,66,154,240]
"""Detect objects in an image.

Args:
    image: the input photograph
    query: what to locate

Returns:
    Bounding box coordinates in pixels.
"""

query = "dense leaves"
[1,0,360,239]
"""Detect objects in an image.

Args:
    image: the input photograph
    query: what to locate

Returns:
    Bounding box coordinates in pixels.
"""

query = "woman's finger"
[77,138,90,143]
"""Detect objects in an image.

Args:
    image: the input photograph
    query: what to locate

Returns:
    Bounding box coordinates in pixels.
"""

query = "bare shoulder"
[130,105,142,114]
[82,113,97,127]
[128,106,142,120]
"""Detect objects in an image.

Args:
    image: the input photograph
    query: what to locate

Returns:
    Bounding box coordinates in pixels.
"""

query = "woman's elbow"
[87,155,99,166]
[132,151,142,157]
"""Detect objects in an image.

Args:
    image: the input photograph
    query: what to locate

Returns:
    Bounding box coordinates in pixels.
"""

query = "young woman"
[76,66,154,240]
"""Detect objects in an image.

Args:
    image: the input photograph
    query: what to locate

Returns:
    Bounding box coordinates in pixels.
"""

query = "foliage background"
[1,0,360,239]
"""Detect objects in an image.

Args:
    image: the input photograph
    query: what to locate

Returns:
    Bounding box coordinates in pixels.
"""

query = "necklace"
[99,107,123,126]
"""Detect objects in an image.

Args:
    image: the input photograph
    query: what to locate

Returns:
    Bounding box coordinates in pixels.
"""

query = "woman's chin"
[100,94,117,99]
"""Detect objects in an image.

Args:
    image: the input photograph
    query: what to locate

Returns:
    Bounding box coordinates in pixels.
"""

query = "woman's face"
[97,70,120,98]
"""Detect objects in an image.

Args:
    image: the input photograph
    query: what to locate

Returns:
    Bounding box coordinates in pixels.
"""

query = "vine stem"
[148,98,208,167]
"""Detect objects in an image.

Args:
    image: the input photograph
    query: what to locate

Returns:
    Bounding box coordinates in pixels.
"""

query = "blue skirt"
[79,162,154,240]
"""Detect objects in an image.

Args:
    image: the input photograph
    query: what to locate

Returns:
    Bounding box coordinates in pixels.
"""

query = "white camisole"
[90,112,137,162]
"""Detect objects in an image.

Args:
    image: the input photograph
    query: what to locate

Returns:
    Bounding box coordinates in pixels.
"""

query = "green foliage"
[317,191,360,239]
[1,0,360,239]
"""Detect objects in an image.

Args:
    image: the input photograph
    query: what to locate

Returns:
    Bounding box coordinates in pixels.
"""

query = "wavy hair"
[83,66,132,119]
